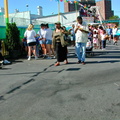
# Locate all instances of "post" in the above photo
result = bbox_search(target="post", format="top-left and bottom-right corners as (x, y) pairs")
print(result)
(58, 0), (60, 21)
(4, 0), (9, 24)
(75, 2), (78, 18)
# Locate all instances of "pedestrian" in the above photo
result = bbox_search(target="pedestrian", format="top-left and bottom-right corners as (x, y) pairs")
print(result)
(93, 31), (98, 49)
(24, 24), (38, 60)
(52, 22), (68, 66)
(98, 26), (104, 49)
(112, 25), (118, 45)
(69, 24), (76, 46)
(101, 30), (109, 50)
(106, 26), (112, 43)
(74, 16), (89, 65)
(37, 24), (47, 58)
(44, 24), (55, 59)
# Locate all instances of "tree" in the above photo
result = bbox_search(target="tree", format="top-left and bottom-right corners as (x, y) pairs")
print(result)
(109, 15), (119, 20)
(5, 23), (21, 58)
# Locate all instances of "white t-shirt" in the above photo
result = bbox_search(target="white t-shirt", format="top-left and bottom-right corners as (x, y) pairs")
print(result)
(75, 22), (88, 43)
(101, 34), (106, 40)
(112, 28), (118, 35)
(37, 29), (46, 39)
(24, 30), (36, 43)
(44, 28), (53, 40)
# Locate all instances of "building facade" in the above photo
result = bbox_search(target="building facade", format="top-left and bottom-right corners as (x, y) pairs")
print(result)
(96, 0), (114, 20)
(64, 0), (114, 20)
(64, 0), (96, 13)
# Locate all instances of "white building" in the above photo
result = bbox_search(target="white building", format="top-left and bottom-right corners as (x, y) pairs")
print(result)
(0, 6), (94, 27)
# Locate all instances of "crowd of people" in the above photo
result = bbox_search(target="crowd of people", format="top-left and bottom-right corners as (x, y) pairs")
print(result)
(0, 16), (119, 68)
(88, 24), (119, 50)
(22, 16), (119, 66)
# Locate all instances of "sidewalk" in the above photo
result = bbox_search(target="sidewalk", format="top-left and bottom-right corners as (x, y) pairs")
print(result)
(0, 41), (120, 120)
(0, 41), (120, 97)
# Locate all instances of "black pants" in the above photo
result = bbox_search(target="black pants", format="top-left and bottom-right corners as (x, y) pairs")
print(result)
(0, 52), (4, 61)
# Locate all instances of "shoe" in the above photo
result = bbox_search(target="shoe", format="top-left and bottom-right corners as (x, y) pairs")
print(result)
(43, 55), (47, 59)
(81, 62), (85, 65)
(52, 56), (56, 59)
(35, 56), (38, 60)
(28, 56), (31, 60)
(54, 63), (60, 66)
(76, 60), (81, 64)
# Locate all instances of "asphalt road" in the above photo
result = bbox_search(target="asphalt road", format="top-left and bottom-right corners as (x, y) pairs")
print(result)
(0, 41), (120, 120)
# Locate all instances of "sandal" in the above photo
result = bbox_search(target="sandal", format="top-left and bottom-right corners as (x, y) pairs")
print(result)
(64, 61), (68, 64)
(54, 63), (60, 66)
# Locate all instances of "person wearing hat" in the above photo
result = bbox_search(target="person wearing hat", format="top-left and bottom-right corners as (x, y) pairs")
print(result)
(52, 22), (68, 66)
(75, 16), (89, 65)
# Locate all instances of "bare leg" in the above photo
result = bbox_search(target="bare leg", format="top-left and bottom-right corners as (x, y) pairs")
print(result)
(28, 46), (32, 57)
(50, 45), (55, 56)
(46, 44), (51, 57)
(33, 45), (37, 57)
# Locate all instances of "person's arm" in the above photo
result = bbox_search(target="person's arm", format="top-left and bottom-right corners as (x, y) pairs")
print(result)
(33, 30), (36, 38)
(24, 31), (27, 37)
(79, 25), (89, 33)
(74, 26), (80, 33)
(79, 28), (89, 33)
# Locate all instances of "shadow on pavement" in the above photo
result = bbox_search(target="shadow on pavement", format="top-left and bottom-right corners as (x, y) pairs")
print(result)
(86, 60), (120, 64)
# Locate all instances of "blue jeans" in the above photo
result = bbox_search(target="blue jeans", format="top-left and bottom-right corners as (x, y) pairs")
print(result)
(102, 40), (106, 48)
(75, 42), (86, 62)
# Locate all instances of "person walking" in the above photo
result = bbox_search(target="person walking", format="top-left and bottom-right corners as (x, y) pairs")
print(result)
(101, 30), (109, 50)
(106, 26), (112, 43)
(112, 25), (118, 45)
(75, 16), (89, 65)
(52, 22), (68, 66)
(24, 24), (38, 60)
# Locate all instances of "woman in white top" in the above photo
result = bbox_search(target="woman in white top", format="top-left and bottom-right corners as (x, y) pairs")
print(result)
(24, 24), (38, 60)
(112, 25), (118, 45)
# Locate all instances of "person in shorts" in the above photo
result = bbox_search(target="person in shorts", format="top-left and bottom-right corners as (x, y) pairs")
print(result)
(44, 24), (55, 59)
(37, 24), (47, 58)
(24, 24), (38, 60)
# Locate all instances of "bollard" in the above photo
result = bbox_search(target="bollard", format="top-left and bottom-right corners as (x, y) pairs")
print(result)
(1, 40), (5, 56)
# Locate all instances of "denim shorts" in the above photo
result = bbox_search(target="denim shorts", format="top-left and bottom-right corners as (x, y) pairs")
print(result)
(46, 39), (52, 45)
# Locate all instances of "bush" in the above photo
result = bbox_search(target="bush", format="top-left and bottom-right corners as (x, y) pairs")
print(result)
(5, 23), (21, 58)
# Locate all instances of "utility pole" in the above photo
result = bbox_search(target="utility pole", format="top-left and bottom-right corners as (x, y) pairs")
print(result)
(4, 0), (9, 25)
(58, 0), (60, 21)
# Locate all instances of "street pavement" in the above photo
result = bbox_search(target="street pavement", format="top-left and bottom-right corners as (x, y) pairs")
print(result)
(0, 41), (120, 120)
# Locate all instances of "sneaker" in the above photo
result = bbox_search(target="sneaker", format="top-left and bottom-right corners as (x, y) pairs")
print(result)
(52, 56), (56, 59)
(35, 56), (38, 60)
(28, 56), (31, 60)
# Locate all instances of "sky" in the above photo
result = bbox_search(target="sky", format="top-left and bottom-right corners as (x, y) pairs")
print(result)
(0, 0), (120, 17)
